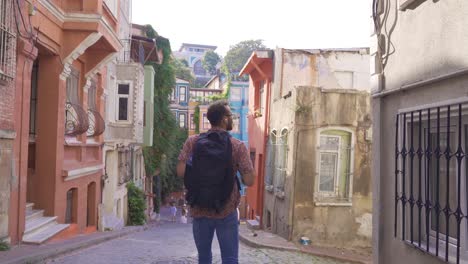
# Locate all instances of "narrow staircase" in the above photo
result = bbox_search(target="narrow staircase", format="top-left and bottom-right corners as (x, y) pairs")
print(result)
(22, 203), (70, 244)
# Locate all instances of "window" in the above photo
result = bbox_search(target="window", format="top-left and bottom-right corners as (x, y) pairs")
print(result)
(190, 113), (195, 130)
(193, 60), (206, 76)
(316, 129), (352, 201)
(66, 67), (80, 104)
(118, 150), (131, 185)
(179, 86), (187, 103)
(256, 81), (265, 115)
(394, 102), (468, 263)
(29, 61), (38, 135)
(232, 114), (240, 133)
(117, 83), (130, 121)
(231, 87), (242, 101)
(275, 128), (289, 191)
(88, 80), (97, 110)
(0, 0), (16, 82)
(179, 113), (186, 128)
(171, 88), (175, 102)
(265, 130), (277, 187)
(86, 80), (98, 137)
(203, 113), (210, 130)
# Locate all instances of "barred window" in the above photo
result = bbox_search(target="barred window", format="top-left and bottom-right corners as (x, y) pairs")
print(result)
(265, 129), (277, 188)
(0, 0), (17, 82)
(395, 102), (468, 263)
(265, 128), (289, 192)
(316, 129), (352, 203)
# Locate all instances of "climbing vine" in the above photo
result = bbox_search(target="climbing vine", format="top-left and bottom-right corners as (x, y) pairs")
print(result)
(142, 25), (186, 210)
(194, 105), (200, 134)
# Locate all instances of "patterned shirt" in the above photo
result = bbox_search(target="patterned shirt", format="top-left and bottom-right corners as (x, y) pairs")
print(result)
(178, 129), (254, 219)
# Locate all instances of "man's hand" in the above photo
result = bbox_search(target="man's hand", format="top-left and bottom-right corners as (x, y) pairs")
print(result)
(176, 160), (185, 178)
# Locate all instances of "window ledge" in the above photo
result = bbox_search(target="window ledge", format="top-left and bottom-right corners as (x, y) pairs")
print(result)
(314, 201), (352, 207)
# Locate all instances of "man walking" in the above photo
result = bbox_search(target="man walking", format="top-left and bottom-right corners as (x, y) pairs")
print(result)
(177, 100), (255, 264)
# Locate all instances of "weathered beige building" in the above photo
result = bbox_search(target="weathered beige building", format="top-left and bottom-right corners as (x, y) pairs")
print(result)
(264, 48), (372, 251)
(372, 0), (468, 263)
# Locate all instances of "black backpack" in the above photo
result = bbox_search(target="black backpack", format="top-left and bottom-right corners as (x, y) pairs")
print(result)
(184, 130), (235, 212)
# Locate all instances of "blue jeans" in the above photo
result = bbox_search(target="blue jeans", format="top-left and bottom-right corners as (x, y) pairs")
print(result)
(192, 210), (239, 264)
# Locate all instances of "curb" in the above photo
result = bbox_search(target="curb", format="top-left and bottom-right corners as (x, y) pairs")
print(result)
(239, 232), (369, 264)
(3, 225), (147, 264)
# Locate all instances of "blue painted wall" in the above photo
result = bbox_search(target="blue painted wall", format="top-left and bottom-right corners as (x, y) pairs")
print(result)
(228, 82), (249, 195)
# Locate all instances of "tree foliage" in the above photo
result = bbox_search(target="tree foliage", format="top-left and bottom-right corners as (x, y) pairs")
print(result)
(222, 39), (266, 80)
(202, 50), (221, 75)
(173, 58), (195, 85)
(142, 25), (187, 210)
(127, 182), (146, 225)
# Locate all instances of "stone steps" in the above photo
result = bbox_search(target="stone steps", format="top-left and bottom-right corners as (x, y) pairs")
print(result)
(23, 202), (70, 244)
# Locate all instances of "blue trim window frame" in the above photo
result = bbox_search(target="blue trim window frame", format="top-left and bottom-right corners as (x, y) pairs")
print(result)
(179, 86), (187, 103)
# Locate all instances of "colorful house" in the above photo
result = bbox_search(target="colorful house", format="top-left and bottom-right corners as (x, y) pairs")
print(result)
(239, 50), (274, 226)
(228, 81), (249, 144)
(100, 21), (161, 231)
(170, 79), (190, 129)
(242, 48), (372, 252)
(1, 0), (125, 245)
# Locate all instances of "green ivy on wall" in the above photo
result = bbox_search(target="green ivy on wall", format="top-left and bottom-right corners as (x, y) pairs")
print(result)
(142, 25), (187, 211)
(194, 105), (200, 134)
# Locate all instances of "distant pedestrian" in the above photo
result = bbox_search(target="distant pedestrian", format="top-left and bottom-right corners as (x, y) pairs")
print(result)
(180, 205), (188, 224)
(170, 203), (177, 222)
(177, 100), (256, 264)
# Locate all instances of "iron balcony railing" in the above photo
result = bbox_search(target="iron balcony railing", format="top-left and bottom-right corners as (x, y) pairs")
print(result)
(65, 102), (89, 136)
(87, 109), (105, 137)
(395, 102), (468, 263)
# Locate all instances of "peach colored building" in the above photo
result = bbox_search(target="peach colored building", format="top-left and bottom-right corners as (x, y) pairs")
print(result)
(239, 50), (274, 226)
(1, 0), (124, 245)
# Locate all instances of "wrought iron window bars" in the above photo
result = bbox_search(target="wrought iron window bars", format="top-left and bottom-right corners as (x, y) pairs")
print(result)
(395, 102), (468, 263)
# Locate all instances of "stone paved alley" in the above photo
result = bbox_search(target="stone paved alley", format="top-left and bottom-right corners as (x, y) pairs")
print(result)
(46, 208), (350, 264)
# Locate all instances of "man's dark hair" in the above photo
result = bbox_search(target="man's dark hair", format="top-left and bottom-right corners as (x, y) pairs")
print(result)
(207, 100), (229, 126)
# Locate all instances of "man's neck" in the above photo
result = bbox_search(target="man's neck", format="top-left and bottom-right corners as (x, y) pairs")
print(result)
(210, 126), (226, 131)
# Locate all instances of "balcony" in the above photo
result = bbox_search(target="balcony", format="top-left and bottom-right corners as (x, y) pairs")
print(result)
(65, 102), (89, 136)
(87, 109), (105, 137)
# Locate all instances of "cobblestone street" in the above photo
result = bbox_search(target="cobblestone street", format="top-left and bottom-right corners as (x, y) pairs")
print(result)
(46, 215), (350, 264)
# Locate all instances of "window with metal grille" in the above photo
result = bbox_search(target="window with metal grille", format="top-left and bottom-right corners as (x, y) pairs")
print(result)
(265, 130), (277, 188)
(395, 101), (468, 263)
(316, 129), (352, 202)
(0, 0), (16, 83)
(275, 128), (289, 191)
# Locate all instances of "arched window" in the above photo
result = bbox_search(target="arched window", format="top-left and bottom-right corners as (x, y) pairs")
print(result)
(265, 129), (277, 187)
(316, 129), (353, 202)
(193, 60), (206, 76)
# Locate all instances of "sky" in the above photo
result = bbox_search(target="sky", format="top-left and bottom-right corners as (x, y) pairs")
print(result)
(131, 0), (372, 56)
